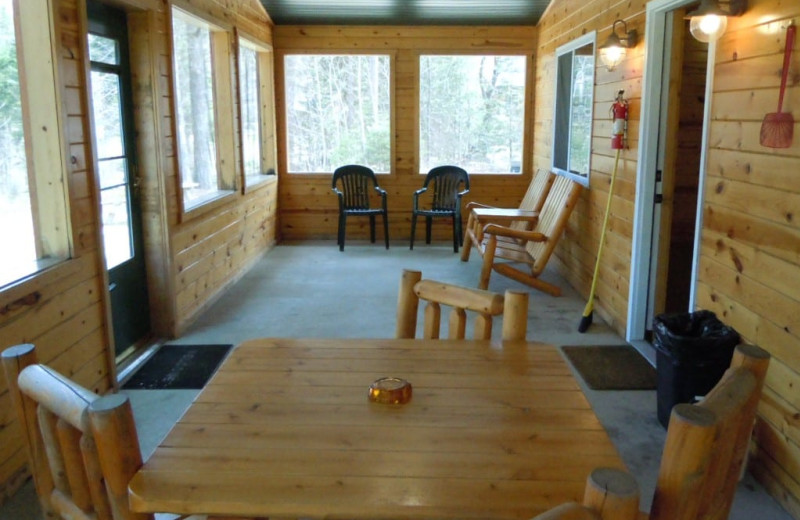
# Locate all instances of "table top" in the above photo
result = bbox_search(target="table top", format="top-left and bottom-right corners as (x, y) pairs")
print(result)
(128, 338), (625, 519)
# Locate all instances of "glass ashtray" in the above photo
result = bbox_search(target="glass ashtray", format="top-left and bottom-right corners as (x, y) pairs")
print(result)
(368, 377), (412, 404)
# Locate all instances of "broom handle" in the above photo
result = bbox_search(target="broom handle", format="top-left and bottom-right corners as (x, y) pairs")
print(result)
(777, 24), (795, 113)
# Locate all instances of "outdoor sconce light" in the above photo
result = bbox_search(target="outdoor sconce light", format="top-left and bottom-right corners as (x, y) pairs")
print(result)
(686, 0), (747, 43)
(599, 19), (638, 71)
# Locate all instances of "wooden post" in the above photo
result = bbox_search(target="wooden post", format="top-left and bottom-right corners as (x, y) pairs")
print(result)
(473, 313), (493, 340)
(395, 269), (422, 338)
(501, 290), (528, 341)
(448, 307), (467, 339)
(649, 404), (716, 520)
(1, 344), (57, 518)
(582, 467), (640, 520)
(460, 210), (475, 262)
(423, 301), (441, 339)
(479, 234), (497, 290)
(56, 419), (92, 511)
(88, 394), (153, 520)
(697, 343), (770, 520)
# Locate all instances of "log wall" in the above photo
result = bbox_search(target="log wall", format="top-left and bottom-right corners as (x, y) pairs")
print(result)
(273, 26), (537, 243)
(537, 0), (800, 515)
(0, 0), (277, 501)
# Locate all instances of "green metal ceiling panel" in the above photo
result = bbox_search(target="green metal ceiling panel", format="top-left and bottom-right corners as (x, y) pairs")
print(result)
(260, 0), (551, 25)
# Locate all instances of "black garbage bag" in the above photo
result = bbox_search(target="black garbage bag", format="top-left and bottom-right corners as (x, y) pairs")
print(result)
(653, 310), (739, 428)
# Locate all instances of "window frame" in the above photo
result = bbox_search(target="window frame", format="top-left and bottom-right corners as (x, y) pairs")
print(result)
(551, 31), (597, 187)
(280, 50), (395, 176)
(169, 5), (237, 218)
(416, 52), (532, 176)
(0, 0), (72, 290)
(236, 32), (277, 192)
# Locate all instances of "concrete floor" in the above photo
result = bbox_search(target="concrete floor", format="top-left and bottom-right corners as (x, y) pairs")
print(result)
(0, 241), (792, 519)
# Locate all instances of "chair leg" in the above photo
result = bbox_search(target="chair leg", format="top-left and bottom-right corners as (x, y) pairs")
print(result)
(338, 213), (346, 252)
(425, 216), (432, 244)
(479, 235), (497, 290)
(410, 213), (417, 250)
(457, 214), (464, 246)
(461, 212), (475, 262)
(369, 215), (376, 243)
(383, 211), (390, 249)
(452, 215), (459, 253)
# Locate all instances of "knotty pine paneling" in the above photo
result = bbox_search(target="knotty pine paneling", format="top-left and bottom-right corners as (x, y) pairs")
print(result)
(534, 0), (646, 345)
(698, 0), (800, 514)
(537, 0), (800, 514)
(0, 0), (110, 501)
(0, 0), (278, 501)
(273, 26), (537, 243)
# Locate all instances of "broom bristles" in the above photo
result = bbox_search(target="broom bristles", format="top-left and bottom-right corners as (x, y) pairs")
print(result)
(760, 112), (794, 148)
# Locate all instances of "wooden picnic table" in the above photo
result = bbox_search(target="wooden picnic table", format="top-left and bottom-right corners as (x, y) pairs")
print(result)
(128, 337), (626, 519)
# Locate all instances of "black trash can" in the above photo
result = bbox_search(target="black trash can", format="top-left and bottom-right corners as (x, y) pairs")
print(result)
(653, 310), (739, 428)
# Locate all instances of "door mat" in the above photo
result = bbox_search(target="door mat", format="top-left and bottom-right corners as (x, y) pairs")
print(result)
(561, 345), (657, 391)
(122, 344), (232, 390)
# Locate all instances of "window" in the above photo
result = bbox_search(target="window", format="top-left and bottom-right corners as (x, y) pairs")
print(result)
(552, 33), (596, 185)
(0, 0), (70, 288)
(171, 8), (236, 211)
(419, 55), (526, 174)
(284, 54), (391, 173)
(238, 37), (276, 188)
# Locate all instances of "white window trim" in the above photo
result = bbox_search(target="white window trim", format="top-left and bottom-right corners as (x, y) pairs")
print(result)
(551, 31), (597, 187)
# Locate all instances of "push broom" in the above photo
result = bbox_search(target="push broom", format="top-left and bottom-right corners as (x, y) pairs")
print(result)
(579, 90), (626, 333)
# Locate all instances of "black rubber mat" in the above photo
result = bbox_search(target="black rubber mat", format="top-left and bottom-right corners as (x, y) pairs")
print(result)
(122, 344), (232, 390)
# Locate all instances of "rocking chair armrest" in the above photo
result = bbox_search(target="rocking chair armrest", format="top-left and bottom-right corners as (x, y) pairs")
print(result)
(465, 201), (496, 211)
(483, 224), (547, 242)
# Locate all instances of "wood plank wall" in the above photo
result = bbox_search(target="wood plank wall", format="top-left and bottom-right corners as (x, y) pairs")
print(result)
(537, 0), (800, 516)
(273, 26), (537, 243)
(0, 0), (278, 501)
(535, 0), (647, 333)
(697, 1), (800, 516)
(0, 0), (112, 500)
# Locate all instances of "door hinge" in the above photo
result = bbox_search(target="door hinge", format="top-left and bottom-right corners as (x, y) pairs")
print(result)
(654, 193), (663, 204)
(655, 170), (662, 182)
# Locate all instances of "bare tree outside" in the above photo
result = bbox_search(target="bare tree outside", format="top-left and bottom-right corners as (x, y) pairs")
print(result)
(419, 55), (526, 174)
(172, 11), (218, 207)
(285, 54), (391, 173)
(0, 0), (37, 277)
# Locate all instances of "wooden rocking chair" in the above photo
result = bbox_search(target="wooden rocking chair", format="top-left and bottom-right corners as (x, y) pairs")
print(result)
(531, 343), (771, 520)
(461, 171), (582, 296)
(461, 169), (556, 258)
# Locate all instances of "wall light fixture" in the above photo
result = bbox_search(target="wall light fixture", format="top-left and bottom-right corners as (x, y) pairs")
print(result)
(599, 19), (638, 71)
(686, 0), (747, 43)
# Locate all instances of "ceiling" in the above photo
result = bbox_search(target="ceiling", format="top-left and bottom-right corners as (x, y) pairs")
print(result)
(259, 0), (553, 26)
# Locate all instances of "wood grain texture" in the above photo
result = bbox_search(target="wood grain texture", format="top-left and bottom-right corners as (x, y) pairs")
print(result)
(273, 25), (537, 242)
(0, 0), (278, 501)
(129, 338), (625, 519)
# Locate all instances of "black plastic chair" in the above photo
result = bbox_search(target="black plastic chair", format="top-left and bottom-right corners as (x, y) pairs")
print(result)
(411, 165), (470, 252)
(332, 165), (389, 251)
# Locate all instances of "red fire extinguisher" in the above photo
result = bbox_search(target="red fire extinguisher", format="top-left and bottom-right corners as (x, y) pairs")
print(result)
(610, 89), (628, 150)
